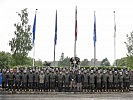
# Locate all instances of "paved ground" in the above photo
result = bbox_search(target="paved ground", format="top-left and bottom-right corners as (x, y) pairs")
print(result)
(0, 92), (133, 100)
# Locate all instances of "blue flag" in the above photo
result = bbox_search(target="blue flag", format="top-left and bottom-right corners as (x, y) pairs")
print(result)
(0, 73), (2, 86)
(93, 12), (96, 47)
(32, 12), (36, 45)
(54, 10), (57, 45)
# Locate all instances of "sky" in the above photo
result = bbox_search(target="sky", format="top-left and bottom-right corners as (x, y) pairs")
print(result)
(0, 0), (133, 65)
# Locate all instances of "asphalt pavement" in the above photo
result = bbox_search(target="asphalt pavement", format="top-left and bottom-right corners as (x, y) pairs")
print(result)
(0, 92), (133, 100)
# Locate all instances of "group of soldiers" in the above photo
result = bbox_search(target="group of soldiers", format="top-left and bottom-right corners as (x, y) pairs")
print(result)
(1, 66), (132, 92)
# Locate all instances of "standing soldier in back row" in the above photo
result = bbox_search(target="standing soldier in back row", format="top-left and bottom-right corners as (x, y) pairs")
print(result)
(96, 70), (102, 92)
(119, 71), (124, 92)
(22, 70), (28, 91)
(89, 70), (95, 92)
(108, 70), (114, 92)
(102, 70), (108, 92)
(124, 71), (130, 91)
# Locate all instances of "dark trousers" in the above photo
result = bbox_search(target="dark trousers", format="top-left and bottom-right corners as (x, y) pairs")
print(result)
(119, 82), (123, 90)
(124, 82), (130, 90)
(8, 80), (13, 90)
(39, 83), (44, 91)
(65, 82), (70, 92)
(28, 82), (33, 89)
(2, 81), (6, 89)
(108, 82), (113, 89)
(97, 83), (101, 90)
(23, 82), (28, 90)
(58, 82), (63, 92)
(50, 81), (55, 89)
(102, 82), (107, 90)
(34, 82), (39, 90)
(114, 82), (119, 89)
(45, 82), (49, 91)
(90, 83), (95, 91)
(83, 82), (88, 89)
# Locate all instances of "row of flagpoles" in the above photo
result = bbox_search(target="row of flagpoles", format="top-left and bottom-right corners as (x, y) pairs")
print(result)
(32, 7), (116, 67)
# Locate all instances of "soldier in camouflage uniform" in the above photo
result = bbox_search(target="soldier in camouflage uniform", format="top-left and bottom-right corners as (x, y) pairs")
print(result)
(45, 70), (50, 92)
(14, 70), (20, 91)
(119, 71), (124, 92)
(83, 70), (89, 92)
(69, 69), (76, 92)
(57, 71), (65, 92)
(108, 70), (114, 92)
(89, 70), (95, 92)
(96, 70), (102, 92)
(102, 70), (108, 92)
(8, 70), (14, 91)
(34, 70), (39, 91)
(39, 71), (44, 91)
(28, 70), (34, 91)
(22, 70), (28, 91)
(124, 71), (130, 91)
(64, 71), (70, 92)
(2, 69), (7, 91)
(113, 70), (119, 92)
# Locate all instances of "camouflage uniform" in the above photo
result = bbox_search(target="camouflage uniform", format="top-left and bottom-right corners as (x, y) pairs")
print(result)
(39, 71), (44, 91)
(89, 70), (95, 92)
(57, 71), (65, 92)
(83, 70), (89, 92)
(96, 70), (102, 92)
(102, 70), (108, 92)
(108, 71), (114, 92)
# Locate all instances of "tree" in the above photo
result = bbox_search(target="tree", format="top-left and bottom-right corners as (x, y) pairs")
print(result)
(125, 31), (133, 68)
(58, 53), (70, 67)
(101, 58), (110, 66)
(9, 8), (32, 65)
(60, 52), (64, 61)
(114, 57), (126, 66)
(0, 51), (12, 68)
(81, 59), (89, 66)
(35, 59), (43, 66)
(59, 57), (70, 67)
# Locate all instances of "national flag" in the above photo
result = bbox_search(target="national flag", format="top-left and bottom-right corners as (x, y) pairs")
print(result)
(75, 6), (77, 41)
(93, 11), (96, 47)
(54, 10), (57, 45)
(32, 11), (37, 45)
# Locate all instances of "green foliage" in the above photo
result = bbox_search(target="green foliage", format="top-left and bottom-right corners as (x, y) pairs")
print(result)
(125, 31), (133, 69)
(100, 58), (110, 66)
(35, 59), (43, 66)
(9, 8), (32, 66)
(80, 59), (89, 66)
(114, 57), (127, 67)
(58, 56), (70, 67)
(0, 51), (12, 68)
(126, 55), (133, 69)
(58, 53), (68, 67)
(58, 53), (70, 67)
(0, 51), (43, 68)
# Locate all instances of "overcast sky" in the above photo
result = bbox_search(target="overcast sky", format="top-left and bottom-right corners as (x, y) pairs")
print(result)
(0, 0), (133, 65)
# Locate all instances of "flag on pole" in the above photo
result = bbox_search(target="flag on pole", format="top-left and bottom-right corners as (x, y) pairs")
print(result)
(93, 11), (96, 47)
(75, 6), (77, 41)
(54, 10), (57, 45)
(32, 11), (37, 45)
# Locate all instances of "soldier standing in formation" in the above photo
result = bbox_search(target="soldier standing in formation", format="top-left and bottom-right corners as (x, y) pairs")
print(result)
(1, 66), (132, 93)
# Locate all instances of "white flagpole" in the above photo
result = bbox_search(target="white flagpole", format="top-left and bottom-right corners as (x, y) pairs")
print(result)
(32, 9), (37, 67)
(93, 11), (96, 67)
(33, 43), (35, 67)
(114, 11), (116, 67)
(74, 6), (77, 68)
